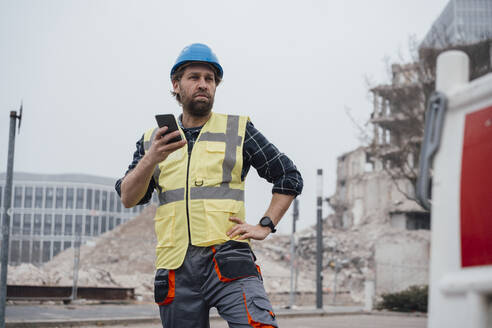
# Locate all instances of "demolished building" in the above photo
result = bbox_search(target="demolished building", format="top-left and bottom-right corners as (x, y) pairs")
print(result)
(326, 1), (492, 296)
(327, 65), (432, 292)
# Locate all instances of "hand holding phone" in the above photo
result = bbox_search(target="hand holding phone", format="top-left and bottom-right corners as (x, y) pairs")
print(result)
(155, 114), (183, 143)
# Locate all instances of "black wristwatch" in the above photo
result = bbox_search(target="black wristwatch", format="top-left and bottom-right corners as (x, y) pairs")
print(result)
(259, 216), (276, 233)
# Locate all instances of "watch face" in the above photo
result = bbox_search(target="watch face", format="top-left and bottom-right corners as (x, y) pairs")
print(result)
(260, 217), (272, 226)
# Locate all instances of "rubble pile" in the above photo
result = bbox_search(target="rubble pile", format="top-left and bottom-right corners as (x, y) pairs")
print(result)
(9, 205), (314, 301)
(7, 263), (47, 285)
(8, 203), (429, 304)
(254, 215), (430, 302)
(9, 205), (157, 300)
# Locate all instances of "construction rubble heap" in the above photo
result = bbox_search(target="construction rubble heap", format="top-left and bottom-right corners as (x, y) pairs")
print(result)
(9, 206), (429, 304)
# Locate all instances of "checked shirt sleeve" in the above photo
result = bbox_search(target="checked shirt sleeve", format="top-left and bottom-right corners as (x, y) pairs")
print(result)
(114, 135), (156, 205)
(243, 121), (303, 196)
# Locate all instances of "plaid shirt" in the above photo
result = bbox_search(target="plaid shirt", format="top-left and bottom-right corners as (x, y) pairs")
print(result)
(115, 117), (303, 204)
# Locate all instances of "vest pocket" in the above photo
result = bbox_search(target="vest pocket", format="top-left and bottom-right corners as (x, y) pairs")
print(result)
(205, 141), (226, 180)
(204, 200), (240, 242)
(154, 204), (175, 248)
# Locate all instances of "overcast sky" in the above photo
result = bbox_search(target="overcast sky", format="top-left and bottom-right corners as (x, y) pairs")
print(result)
(0, 0), (448, 234)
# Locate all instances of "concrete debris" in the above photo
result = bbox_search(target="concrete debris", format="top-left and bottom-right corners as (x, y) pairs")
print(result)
(8, 263), (47, 286)
(253, 216), (429, 303)
(8, 203), (429, 304)
(8, 205), (313, 302)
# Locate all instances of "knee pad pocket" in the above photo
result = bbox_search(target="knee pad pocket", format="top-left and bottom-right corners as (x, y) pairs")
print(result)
(241, 280), (277, 327)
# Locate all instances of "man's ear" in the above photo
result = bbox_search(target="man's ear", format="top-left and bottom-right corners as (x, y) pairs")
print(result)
(172, 80), (180, 93)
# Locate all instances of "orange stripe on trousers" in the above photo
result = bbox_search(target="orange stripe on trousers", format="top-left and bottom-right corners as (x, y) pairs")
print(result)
(156, 270), (175, 306)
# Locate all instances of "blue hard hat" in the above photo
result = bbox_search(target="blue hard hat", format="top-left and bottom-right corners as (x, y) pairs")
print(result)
(170, 43), (223, 79)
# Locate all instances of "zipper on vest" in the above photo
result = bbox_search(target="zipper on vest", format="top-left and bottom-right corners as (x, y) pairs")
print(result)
(185, 151), (192, 244)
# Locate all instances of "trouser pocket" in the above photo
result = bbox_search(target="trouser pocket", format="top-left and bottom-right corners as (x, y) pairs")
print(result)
(212, 241), (259, 282)
(154, 269), (175, 305)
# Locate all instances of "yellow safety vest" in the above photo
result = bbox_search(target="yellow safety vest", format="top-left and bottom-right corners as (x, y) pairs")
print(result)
(143, 113), (249, 270)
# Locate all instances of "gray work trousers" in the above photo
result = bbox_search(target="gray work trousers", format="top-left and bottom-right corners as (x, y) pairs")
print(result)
(154, 240), (278, 328)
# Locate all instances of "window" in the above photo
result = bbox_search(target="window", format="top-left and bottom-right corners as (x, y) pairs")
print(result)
(116, 218), (121, 226)
(102, 191), (108, 211)
(0, 185), (2, 207)
(22, 214), (32, 235)
(42, 241), (51, 262)
(85, 216), (92, 236)
(45, 187), (54, 208)
(21, 240), (30, 263)
(94, 190), (100, 210)
(93, 216), (99, 236)
(12, 214), (21, 235)
(109, 192), (115, 212)
(406, 212), (431, 230)
(24, 187), (33, 208)
(101, 216), (107, 233)
(44, 214), (52, 235)
(53, 241), (61, 257)
(13, 186), (22, 208)
(116, 196), (122, 212)
(32, 241), (41, 264)
(34, 187), (43, 208)
(75, 215), (83, 234)
(66, 188), (74, 209)
(63, 241), (71, 250)
(10, 240), (20, 264)
(54, 215), (62, 235)
(55, 187), (64, 208)
(76, 188), (84, 209)
(33, 214), (42, 235)
(86, 189), (93, 210)
(108, 216), (114, 230)
(64, 215), (73, 235)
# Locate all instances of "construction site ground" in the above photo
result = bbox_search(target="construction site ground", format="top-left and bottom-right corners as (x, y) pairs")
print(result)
(5, 303), (427, 328)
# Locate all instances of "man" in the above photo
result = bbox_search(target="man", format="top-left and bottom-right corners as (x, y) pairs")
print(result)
(115, 43), (303, 328)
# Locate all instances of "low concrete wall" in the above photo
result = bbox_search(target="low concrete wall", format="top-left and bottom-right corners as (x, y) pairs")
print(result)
(375, 236), (429, 294)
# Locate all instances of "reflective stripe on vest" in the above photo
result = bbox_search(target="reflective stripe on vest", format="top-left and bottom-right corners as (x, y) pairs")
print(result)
(144, 115), (246, 205)
(142, 113), (249, 269)
(199, 115), (243, 185)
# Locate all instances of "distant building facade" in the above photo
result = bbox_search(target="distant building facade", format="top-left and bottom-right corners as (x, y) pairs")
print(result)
(422, 0), (492, 48)
(0, 172), (154, 265)
(328, 147), (428, 230)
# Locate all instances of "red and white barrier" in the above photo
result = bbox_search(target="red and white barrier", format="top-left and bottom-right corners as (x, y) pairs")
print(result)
(428, 50), (492, 328)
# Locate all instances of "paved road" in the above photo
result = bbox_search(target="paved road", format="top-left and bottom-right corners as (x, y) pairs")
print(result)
(6, 303), (362, 322)
(7, 304), (426, 327)
(81, 315), (427, 328)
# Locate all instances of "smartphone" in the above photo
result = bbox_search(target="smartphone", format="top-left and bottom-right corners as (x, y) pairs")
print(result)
(155, 114), (183, 143)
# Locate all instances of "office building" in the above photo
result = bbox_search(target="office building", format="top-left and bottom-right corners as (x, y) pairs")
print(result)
(422, 0), (492, 48)
(0, 172), (153, 265)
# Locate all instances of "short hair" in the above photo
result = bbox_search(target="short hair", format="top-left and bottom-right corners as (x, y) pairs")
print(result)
(170, 62), (222, 104)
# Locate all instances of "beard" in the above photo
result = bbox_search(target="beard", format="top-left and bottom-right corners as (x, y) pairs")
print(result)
(181, 92), (215, 117)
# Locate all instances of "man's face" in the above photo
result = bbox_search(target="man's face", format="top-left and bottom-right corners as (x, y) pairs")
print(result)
(173, 64), (217, 117)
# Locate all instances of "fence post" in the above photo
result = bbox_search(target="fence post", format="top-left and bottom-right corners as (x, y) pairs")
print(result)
(0, 109), (21, 328)
(316, 169), (323, 309)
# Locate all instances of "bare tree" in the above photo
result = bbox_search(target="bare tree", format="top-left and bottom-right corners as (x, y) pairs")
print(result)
(355, 36), (492, 204)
